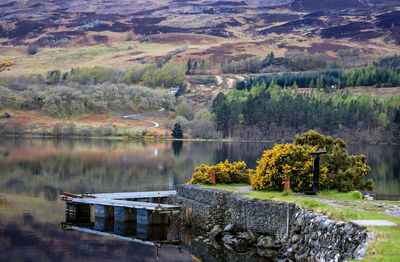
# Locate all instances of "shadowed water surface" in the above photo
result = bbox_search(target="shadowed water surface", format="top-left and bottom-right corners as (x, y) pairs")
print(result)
(0, 138), (399, 261)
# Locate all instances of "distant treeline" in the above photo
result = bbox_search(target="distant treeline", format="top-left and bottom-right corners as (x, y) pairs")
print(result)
(374, 54), (400, 69)
(237, 67), (400, 90)
(0, 84), (175, 116)
(212, 84), (400, 143)
(236, 55), (400, 90)
(186, 50), (382, 75)
(186, 51), (324, 75)
(1, 62), (186, 89)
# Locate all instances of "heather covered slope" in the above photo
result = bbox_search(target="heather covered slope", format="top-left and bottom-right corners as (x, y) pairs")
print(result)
(0, 0), (399, 49)
(1, 0), (400, 76)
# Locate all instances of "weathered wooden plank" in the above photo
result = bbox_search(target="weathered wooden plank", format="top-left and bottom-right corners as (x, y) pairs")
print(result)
(90, 190), (176, 199)
(68, 198), (180, 211)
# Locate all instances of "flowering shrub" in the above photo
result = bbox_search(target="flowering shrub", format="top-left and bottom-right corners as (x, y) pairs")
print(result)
(295, 130), (373, 192)
(250, 130), (374, 192)
(188, 160), (251, 185)
(250, 143), (319, 191)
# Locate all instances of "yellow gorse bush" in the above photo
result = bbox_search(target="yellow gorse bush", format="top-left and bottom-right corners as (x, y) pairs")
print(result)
(188, 130), (373, 192)
(250, 143), (320, 191)
(188, 159), (252, 185)
(250, 130), (373, 192)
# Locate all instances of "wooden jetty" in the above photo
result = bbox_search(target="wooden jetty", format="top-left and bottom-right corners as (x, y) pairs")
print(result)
(61, 190), (180, 226)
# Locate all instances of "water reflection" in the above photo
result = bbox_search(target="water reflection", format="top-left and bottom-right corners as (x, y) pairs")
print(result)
(0, 138), (398, 197)
(0, 214), (192, 262)
(348, 144), (400, 199)
(61, 209), (278, 262)
(172, 141), (183, 156)
(0, 138), (399, 261)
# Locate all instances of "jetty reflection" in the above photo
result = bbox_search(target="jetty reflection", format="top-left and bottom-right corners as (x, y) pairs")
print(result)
(61, 219), (180, 247)
(61, 205), (277, 262)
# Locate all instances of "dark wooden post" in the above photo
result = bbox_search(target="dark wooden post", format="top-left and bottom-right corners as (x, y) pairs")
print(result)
(310, 151), (328, 194)
(312, 155), (320, 193)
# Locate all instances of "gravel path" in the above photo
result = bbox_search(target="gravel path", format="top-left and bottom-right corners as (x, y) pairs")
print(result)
(310, 198), (400, 218)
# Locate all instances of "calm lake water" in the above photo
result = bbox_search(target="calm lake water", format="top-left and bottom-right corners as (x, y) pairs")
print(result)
(0, 138), (399, 261)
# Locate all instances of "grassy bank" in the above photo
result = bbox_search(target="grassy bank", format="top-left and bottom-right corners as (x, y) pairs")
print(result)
(202, 184), (400, 262)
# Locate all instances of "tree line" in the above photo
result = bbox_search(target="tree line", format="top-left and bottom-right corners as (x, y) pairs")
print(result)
(212, 83), (400, 143)
(237, 63), (400, 90)
(1, 62), (186, 89)
(0, 84), (175, 116)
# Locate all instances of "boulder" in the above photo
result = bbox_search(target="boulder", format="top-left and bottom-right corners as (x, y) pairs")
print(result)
(221, 234), (238, 246)
(291, 234), (300, 243)
(238, 231), (257, 243)
(257, 235), (275, 249)
(209, 225), (223, 239)
(224, 223), (234, 232)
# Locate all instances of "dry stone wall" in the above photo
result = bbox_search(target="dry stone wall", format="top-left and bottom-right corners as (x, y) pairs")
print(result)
(174, 184), (373, 262)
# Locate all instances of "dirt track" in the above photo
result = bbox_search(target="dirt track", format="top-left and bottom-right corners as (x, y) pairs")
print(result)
(119, 108), (166, 128)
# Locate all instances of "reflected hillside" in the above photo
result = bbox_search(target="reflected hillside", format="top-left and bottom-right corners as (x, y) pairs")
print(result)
(0, 138), (218, 195)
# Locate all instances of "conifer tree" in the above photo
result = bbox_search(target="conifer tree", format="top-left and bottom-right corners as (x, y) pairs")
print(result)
(186, 59), (192, 75)
(172, 123), (183, 138)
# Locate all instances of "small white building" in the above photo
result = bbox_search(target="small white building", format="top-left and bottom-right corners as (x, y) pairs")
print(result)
(171, 88), (180, 94)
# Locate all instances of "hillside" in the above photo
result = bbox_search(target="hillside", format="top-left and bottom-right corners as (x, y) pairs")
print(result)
(1, 0), (400, 76)
(1, 0), (400, 143)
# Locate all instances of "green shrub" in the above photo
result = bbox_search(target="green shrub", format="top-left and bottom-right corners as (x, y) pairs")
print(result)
(46, 70), (61, 84)
(0, 120), (25, 135)
(351, 191), (362, 200)
(27, 45), (38, 55)
(142, 62), (186, 88)
(294, 130), (374, 192)
(79, 127), (93, 137)
(281, 190), (293, 196)
(188, 76), (218, 86)
(0, 87), (13, 107)
(66, 67), (118, 85)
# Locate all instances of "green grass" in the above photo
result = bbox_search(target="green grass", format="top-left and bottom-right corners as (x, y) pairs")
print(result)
(318, 190), (362, 200)
(201, 184), (400, 261)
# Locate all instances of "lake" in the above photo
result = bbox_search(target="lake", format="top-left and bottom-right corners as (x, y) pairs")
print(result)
(0, 138), (399, 261)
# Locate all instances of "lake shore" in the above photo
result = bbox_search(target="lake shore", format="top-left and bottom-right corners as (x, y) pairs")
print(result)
(1, 133), (399, 145)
